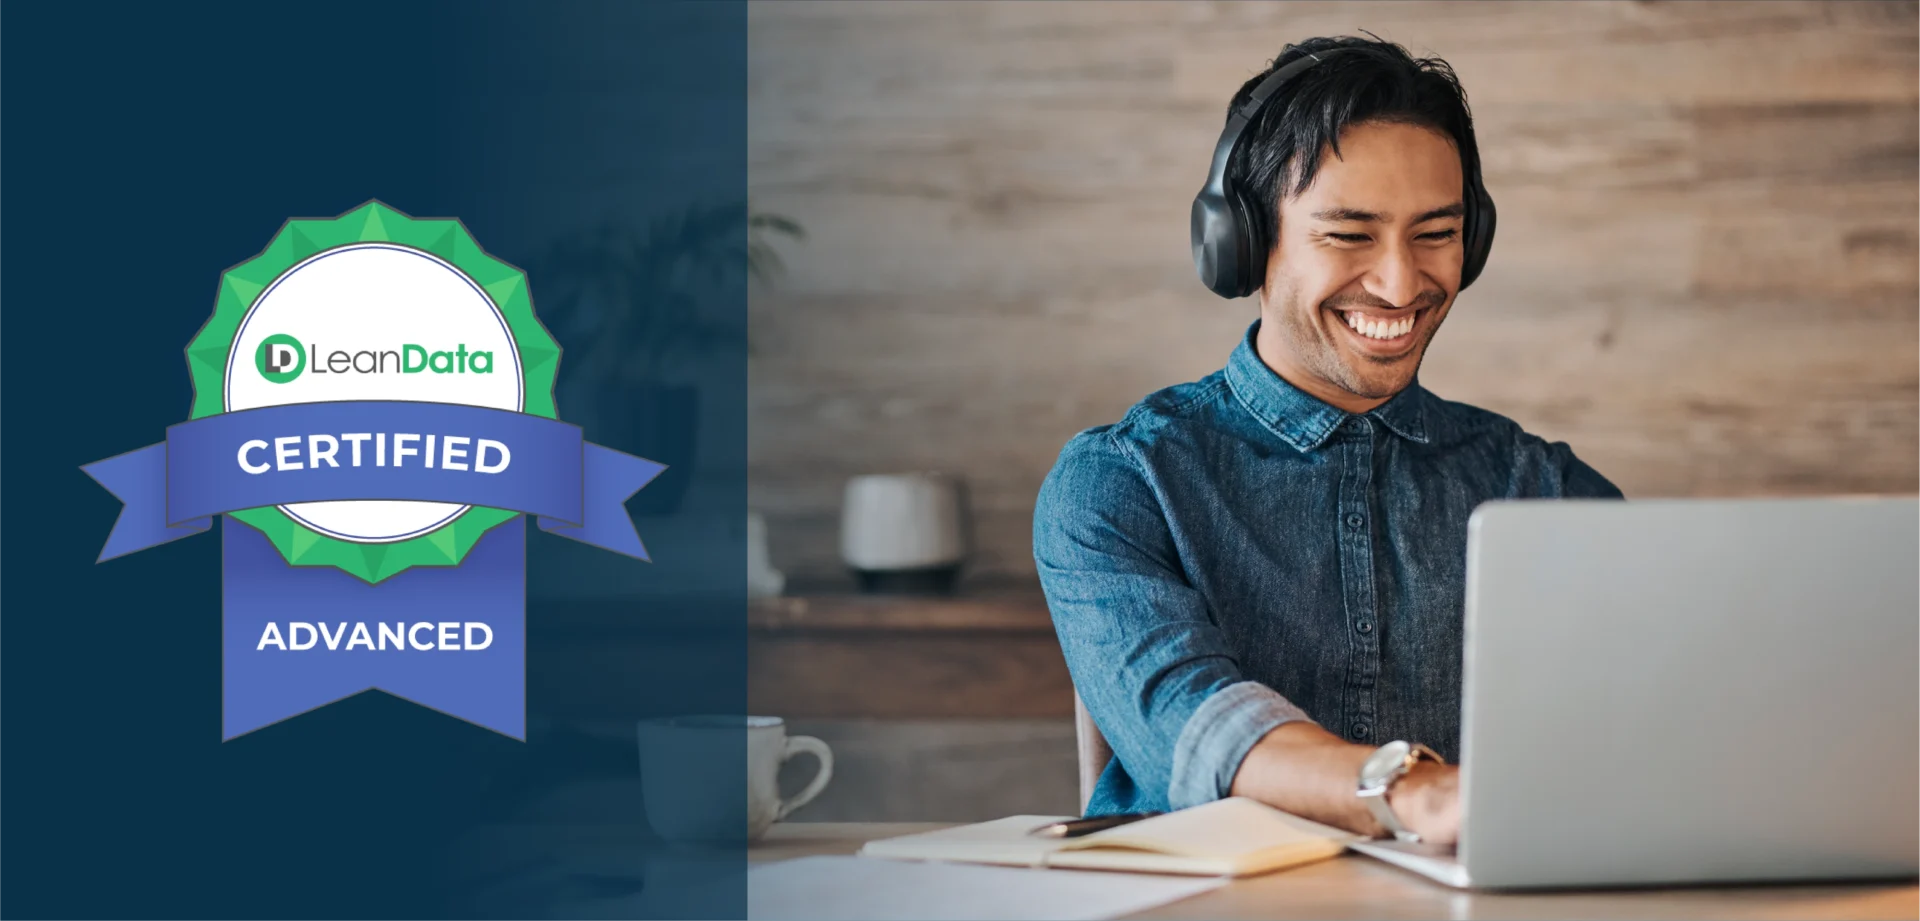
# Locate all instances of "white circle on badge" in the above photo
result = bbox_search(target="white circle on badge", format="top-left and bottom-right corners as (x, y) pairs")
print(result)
(224, 242), (523, 543)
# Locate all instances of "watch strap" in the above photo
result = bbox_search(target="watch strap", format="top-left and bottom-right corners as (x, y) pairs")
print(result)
(1362, 787), (1413, 840)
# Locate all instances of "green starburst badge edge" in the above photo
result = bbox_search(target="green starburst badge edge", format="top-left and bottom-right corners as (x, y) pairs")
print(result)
(184, 201), (561, 583)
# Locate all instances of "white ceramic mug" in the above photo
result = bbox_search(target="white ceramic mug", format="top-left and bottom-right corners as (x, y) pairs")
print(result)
(636, 715), (833, 843)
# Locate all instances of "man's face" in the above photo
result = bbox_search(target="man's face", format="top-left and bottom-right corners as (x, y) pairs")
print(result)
(1257, 120), (1466, 411)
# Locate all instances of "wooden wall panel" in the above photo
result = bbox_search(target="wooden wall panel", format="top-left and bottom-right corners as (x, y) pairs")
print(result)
(748, 0), (1920, 586)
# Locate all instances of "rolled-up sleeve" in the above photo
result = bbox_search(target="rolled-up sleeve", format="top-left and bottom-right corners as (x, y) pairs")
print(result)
(1034, 430), (1315, 811)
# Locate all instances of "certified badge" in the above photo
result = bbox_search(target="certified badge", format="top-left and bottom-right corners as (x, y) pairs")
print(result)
(83, 201), (664, 739)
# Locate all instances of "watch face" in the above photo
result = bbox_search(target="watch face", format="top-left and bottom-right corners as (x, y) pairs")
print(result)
(1360, 740), (1412, 786)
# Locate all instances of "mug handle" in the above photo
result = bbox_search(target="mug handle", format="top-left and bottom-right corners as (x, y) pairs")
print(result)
(775, 734), (834, 821)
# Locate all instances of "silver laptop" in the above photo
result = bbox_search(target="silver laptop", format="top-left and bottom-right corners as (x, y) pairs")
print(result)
(1349, 496), (1919, 890)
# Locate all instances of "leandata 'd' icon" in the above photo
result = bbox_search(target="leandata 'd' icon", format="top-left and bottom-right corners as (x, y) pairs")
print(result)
(82, 201), (665, 740)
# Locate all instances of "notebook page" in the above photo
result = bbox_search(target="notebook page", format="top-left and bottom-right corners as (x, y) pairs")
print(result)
(1063, 797), (1358, 860)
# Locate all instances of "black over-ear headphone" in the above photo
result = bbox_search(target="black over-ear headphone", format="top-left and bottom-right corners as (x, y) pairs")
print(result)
(1190, 48), (1497, 299)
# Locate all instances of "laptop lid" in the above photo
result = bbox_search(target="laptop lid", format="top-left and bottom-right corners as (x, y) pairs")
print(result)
(1458, 497), (1919, 889)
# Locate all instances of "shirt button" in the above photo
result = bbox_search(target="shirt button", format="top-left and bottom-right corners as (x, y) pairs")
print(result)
(1346, 513), (1365, 530)
(1352, 723), (1371, 740)
(1356, 621), (1373, 634)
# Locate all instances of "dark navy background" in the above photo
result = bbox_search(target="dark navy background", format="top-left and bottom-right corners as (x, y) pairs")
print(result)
(3, 2), (747, 917)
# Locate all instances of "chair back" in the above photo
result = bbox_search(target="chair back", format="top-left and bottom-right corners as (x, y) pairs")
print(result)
(1073, 691), (1113, 815)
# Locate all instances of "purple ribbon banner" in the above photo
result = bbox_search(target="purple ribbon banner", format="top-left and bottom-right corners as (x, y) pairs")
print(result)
(83, 400), (665, 562)
(82, 401), (665, 740)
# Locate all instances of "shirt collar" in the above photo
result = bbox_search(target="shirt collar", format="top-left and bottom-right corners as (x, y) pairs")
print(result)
(1224, 321), (1431, 452)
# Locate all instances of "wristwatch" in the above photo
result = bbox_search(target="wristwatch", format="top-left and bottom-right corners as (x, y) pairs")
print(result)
(1356, 740), (1445, 842)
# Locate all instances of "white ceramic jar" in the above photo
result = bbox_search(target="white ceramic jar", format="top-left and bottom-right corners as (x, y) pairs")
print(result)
(839, 472), (969, 593)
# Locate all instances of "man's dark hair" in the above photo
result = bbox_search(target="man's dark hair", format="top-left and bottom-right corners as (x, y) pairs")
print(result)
(1226, 33), (1480, 256)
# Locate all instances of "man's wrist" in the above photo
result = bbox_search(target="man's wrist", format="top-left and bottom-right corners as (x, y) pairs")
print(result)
(1229, 721), (1391, 837)
(1381, 759), (1447, 832)
(1229, 725), (1463, 844)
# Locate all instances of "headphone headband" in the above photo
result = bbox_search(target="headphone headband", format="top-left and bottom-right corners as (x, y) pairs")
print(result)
(1237, 51), (1327, 119)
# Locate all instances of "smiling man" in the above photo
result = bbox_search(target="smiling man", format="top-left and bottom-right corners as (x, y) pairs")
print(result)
(1033, 36), (1621, 844)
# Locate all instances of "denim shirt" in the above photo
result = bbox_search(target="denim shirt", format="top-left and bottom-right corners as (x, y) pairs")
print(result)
(1034, 322), (1622, 816)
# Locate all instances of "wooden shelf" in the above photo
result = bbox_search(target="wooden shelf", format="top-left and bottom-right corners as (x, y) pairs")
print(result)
(748, 588), (1070, 719)
(749, 591), (1052, 632)
(533, 588), (1073, 720)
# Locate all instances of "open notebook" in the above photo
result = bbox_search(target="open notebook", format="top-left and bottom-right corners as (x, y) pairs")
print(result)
(858, 797), (1359, 878)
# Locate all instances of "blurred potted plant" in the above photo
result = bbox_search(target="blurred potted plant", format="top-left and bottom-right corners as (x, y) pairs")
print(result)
(536, 202), (802, 514)
(748, 210), (805, 288)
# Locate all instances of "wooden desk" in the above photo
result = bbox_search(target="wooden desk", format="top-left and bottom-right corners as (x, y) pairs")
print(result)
(755, 822), (1920, 920)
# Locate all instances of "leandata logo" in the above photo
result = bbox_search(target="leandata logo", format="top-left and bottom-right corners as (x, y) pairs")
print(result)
(255, 333), (497, 383)
(82, 201), (667, 740)
(256, 334), (306, 382)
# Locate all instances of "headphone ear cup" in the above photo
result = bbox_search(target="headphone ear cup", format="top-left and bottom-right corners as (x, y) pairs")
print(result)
(1190, 190), (1236, 295)
(1191, 189), (1243, 299)
(1460, 176), (1496, 290)
(1229, 188), (1264, 299)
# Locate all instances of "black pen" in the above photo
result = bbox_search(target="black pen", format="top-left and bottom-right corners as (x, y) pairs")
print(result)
(1027, 812), (1162, 838)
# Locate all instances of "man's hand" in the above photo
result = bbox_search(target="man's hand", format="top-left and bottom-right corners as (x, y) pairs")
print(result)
(1386, 759), (1461, 845)
(1229, 721), (1461, 843)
